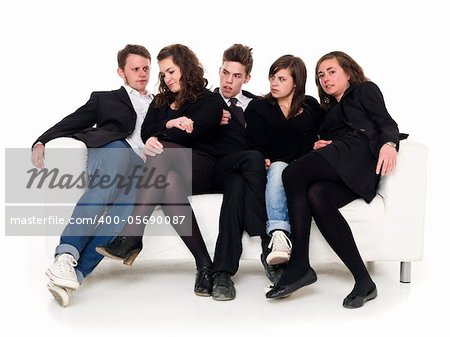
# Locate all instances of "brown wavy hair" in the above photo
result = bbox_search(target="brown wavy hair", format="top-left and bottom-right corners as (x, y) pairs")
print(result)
(264, 55), (307, 119)
(315, 51), (369, 111)
(154, 44), (208, 108)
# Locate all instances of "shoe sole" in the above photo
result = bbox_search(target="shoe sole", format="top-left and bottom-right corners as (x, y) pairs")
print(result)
(266, 252), (290, 265)
(194, 291), (212, 297)
(47, 284), (69, 307)
(212, 295), (236, 301)
(95, 247), (140, 266)
(45, 270), (79, 290)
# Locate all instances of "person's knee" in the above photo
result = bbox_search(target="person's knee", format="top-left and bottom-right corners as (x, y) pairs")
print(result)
(307, 183), (328, 208)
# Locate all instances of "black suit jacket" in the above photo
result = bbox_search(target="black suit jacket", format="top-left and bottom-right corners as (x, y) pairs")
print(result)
(209, 88), (259, 157)
(33, 87), (140, 148)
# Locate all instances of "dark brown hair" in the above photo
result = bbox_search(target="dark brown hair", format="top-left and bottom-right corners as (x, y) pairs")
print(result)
(155, 44), (208, 108)
(222, 43), (253, 75)
(265, 55), (307, 119)
(117, 44), (151, 70)
(315, 51), (369, 110)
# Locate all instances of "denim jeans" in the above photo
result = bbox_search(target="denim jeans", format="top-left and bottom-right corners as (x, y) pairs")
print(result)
(265, 161), (291, 235)
(55, 140), (143, 280)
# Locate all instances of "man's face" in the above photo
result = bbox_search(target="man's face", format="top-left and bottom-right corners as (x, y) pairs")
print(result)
(219, 61), (250, 99)
(118, 54), (150, 95)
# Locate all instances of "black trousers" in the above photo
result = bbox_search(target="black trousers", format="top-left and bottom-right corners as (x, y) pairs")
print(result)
(212, 150), (267, 275)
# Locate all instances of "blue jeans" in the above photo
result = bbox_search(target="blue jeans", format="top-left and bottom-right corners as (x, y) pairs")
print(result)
(55, 140), (143, 280)
(265, 161), (291, 235)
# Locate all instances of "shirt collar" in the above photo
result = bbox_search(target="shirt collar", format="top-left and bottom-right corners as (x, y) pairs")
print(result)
(218, 89), (245, 105)
(123, 84), (151, 98)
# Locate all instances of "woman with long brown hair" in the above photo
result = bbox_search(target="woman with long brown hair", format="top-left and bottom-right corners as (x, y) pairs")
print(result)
(266, 51), (402, 308)
(96, 44), (222, 297)
(246, 55), (324, 271)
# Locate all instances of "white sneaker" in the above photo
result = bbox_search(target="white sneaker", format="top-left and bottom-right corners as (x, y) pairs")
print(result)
(266, 230), (292, 265)
(47, 282), (75, 307)
(45, 253), (80, 289)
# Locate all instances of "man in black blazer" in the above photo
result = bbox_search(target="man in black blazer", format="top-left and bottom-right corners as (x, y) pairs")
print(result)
(31, 44), (152, 307)
(210, 44), (278, 301)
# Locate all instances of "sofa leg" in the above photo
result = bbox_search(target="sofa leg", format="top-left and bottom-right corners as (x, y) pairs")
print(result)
(400, 262), (411, 283)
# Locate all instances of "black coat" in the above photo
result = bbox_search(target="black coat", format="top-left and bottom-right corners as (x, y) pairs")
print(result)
(245, 96), (325, 163)
(33, 87), (140, 148)
(141, 90), (223, 155)
(317, 81), (401, 202)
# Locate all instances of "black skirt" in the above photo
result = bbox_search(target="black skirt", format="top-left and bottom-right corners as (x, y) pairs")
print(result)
(316, 131), (379, 203)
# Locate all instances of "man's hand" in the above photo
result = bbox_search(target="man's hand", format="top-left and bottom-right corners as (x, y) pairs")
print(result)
(265, 158), (271, 170)
(220, 109), (231, 125)
(31, 144), (45, 169)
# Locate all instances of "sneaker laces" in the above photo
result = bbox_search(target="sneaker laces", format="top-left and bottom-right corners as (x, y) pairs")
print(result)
(268, 231), (292, 253)
(55, 254), (78, 274)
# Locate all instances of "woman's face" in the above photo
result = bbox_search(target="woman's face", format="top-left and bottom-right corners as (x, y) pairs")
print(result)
(159, 57), (182, 94)
(269, 68), (295, 101)
(317, 57), (350, 102)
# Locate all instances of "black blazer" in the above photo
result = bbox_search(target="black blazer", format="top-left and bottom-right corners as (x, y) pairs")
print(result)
(326, 82), (400, 157)
(140, 90), (222, 153)
(209, 89), (259, 157)
(246, 96), (325, 163)
(33, 87), (140, 148)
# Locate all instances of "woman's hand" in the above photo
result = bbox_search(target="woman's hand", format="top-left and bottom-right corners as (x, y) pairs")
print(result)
(314, 139), (332, 150)
(376, 143), (397, 176)
(166, 116), (194, 133)
(265, 158), (271, 169)
(144, 136), (164, 157)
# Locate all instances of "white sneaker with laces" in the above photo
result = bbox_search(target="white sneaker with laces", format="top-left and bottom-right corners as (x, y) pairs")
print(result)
(45, 253), (80, 289)
(47, 282), (75, 307)
(266, 230), (292, 265)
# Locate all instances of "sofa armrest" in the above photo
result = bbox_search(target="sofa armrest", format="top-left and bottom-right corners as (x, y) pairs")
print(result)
(377, 139), (428, 260)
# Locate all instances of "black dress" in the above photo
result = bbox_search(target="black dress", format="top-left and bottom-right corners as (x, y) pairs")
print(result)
(316, 82), (400, 202)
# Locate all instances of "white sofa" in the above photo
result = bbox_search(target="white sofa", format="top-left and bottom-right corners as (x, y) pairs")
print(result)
(44, 138), (427, 283)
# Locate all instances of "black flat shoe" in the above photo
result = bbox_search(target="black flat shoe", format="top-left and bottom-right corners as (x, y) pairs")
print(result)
(194, 266), (213, 297)
(95, 236), (143, 266)
(343, 286), (377, 309)
(265, 267), (317, 299)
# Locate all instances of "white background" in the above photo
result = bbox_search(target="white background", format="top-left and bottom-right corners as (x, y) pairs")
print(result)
(1, 0), (449, 335)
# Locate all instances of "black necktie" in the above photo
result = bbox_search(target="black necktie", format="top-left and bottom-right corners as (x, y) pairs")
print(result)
(229, 97), (245, 127)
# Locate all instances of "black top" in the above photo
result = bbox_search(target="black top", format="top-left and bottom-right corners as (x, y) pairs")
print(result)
(209, 89), (259, 157)
(140, 89), (222, 156)
(316, 81), (401, 202)
(245, 95), (325, 163)
(34, 87), (139, 148)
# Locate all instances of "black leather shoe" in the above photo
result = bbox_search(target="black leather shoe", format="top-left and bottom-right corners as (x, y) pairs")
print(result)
(212, 272), (236, 301)
(265, 267), (317, 299)
(95, 236), (143, 266)
(260, 253), (284, 284)
(194, 266), (213, 297)
(343, 286), (377, 309)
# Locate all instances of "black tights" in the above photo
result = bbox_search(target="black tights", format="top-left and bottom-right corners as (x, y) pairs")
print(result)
(281, 152), (375, 295)
(121, 142), (212, 268)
